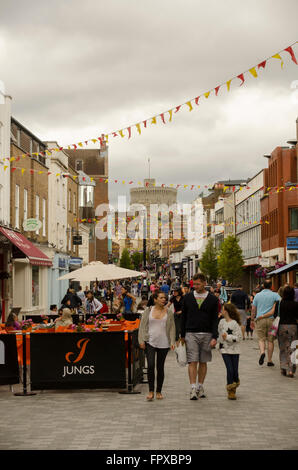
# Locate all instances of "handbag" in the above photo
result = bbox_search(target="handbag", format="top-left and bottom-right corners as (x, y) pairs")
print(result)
(268, 301), (280, 337)
(174, 340), (188, 367)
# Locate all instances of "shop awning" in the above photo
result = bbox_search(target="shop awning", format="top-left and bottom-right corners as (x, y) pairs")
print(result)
(268, 260), (298, 276)
(0, 227), (52, 266)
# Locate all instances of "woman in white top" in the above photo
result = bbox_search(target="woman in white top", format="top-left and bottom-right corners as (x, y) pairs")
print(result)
(218, 303), (242, 400)
(138, 291), (176, 401)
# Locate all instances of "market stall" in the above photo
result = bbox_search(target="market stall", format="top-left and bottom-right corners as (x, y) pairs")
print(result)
(0, 319), (144, 394)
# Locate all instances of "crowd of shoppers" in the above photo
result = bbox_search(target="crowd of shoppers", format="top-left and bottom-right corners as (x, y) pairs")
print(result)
(30, 271), (297, 402)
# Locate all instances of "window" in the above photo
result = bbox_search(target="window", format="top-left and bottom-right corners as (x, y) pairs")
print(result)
(56, 223), (59, 247)
(68, 225), (71, 251)
(57, 180), (60, 206)
(32, 266), (39, 307)
(69, 189), (72, 212)
(75, 160), (83, 171)
(15, 185), (20, 229)
(73, 193), (76, 215)
(24, 189), (28, 221)
(42, 198), (46, 237)
(290, 208), (298, 231)
(35, 195), (39, 234)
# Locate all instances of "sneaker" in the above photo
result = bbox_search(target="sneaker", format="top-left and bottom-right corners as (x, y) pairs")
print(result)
(197, 386), (206, 398)
(267, 362), (274, 367)
(190, 388), (198, 400)
(259, 353), (265, 365)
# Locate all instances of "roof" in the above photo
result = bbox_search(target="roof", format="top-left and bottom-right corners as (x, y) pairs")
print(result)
(268, 260), (298, 276)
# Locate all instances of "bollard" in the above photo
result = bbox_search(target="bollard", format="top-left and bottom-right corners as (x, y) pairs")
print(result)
(14, 333), (36, 397)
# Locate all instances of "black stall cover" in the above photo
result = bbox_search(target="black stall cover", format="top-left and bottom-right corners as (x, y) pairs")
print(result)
(30, 332), (126, 390)
(0, 334), (20, 385)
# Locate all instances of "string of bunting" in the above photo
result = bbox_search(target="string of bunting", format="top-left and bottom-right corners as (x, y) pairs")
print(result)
(0, 42), (297, 164)
(4, 164), (298, 194)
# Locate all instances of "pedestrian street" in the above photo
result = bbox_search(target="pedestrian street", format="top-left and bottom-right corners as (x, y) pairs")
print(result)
(1, 336), (297, 451)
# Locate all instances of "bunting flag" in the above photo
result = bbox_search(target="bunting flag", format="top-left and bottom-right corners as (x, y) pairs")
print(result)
(3, 164), (298, 194)
(0, 42), (296, 163)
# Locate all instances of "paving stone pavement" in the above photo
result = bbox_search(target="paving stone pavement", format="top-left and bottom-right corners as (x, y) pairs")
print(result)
(0, 337), (297, 450)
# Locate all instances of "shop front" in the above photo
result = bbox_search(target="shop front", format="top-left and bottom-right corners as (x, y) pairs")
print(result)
(47, 253), (70, 311)
(0, 229), (12, 321)
(0, 227), (52, 317)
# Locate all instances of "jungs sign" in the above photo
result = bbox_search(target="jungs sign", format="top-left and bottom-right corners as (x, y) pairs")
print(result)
(30, 332), (126, 390)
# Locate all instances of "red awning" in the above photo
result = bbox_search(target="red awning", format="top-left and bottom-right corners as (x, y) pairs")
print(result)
(0, 227), (52, 266)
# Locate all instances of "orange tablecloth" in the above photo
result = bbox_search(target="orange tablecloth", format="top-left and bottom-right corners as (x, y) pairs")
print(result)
(8, 320), (140, 366)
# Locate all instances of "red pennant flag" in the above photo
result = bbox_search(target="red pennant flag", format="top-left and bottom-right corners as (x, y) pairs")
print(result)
(160, 113), (166, 124)
(98, 137), (103, 145)
(114, 180), (118, 183)
(237, 73), (245, 86)
(83, 177), (86, 182)
(284, 46), (297, 65)
(195, 96), (200, 105)
(145, 182), (149, 187)
(258, 60), (266, 69)
(113, 132), (118, 138)
(59, 147), (63, 151)
(127, 127), (131, 139)
(143, 120), (147, 128)
(16, 156), (20, 161)
(11, 167), (17, 172)
(99, 178), (103, 182)
(84, 141), (88, 146)
(129, 181), (133, 184)
(48, 172), (52, 175)
(161, 184), (165, 188)
(73, 144), (77, 150)
(215, 86), (220, 96)
(190, 185), (194, 190)
(30, 169), (34, 174)
(174, 105), (181, 113)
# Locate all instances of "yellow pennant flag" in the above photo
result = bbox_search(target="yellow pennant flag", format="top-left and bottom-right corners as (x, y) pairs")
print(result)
(204, 91), (210, 99)
(78, 142), (83, 147)
(91, 139), (97, 144)
(90, 177), (94, 182)
(249, 67), (258, 78)
(4, 166), (8, 171)
(119, 130), (125, 138)
(186, 101), (193, 111)
(73, 175), (78, 180)
(168, 109), (173, 122)
(136, 123), (141, 134)
(272, 53), (284, 68)
(226, 79), (232, 91)
(151, 117), (157, 125)
(38, 171), (43, 175)
(21, 168), (26, 175)
(105, 179), (108, 183)
(10, 157), (15, 162)
(105, 135), (109, 143)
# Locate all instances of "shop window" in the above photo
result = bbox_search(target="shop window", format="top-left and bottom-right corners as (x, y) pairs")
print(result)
(290, 208), (298, 231)
(32, 266), (39, 307)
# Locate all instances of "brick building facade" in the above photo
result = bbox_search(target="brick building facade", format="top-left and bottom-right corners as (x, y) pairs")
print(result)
(64, 139), (109, 263)
(261, 140), (298, 288)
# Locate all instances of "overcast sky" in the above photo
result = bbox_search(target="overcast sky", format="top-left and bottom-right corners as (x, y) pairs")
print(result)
(1, 0), (297, 206)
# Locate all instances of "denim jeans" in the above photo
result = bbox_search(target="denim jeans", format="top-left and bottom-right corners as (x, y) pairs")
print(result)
(222, 354), (239, 385)
(145, 343), (169, 393)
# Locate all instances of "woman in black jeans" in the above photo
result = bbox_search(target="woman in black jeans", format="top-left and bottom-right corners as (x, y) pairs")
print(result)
(274, 286), (298, 377)
(138, 291), (176, 401)
(170, 288), (183, 343)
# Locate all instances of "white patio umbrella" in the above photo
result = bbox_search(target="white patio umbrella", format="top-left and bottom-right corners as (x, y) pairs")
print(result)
(58, 261), (143, 282)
